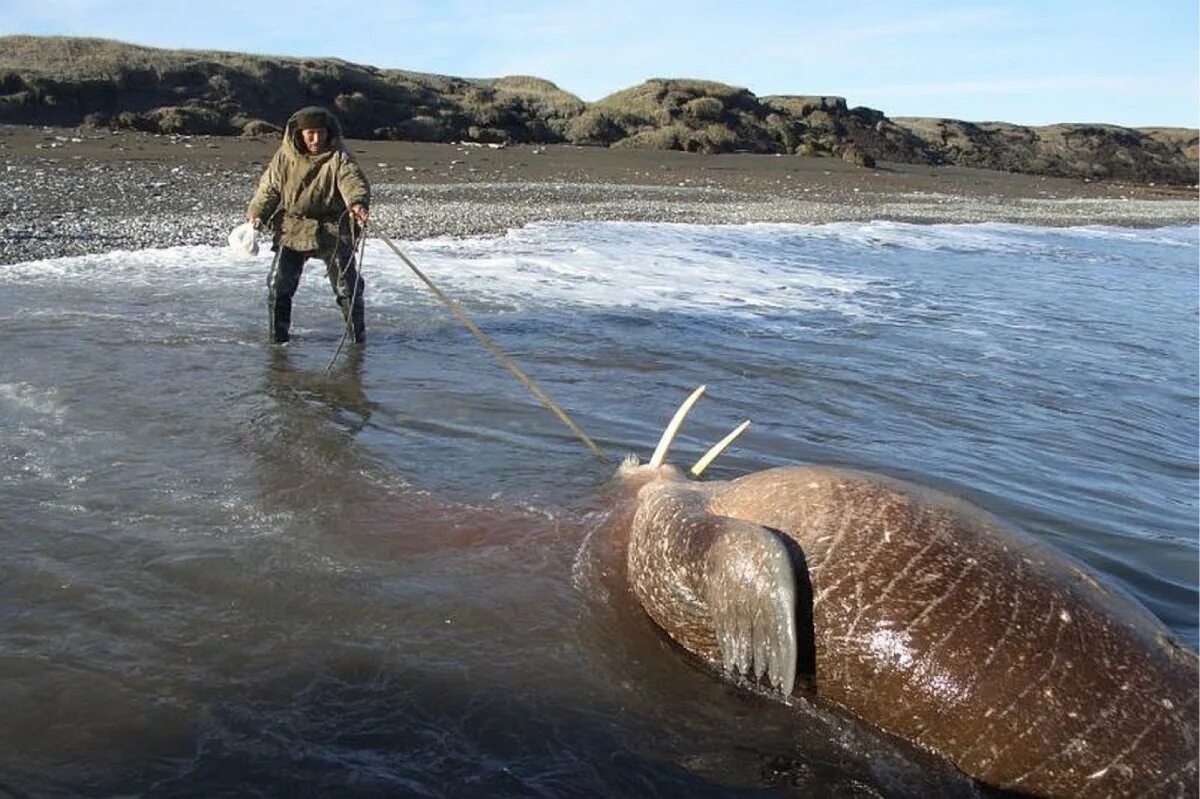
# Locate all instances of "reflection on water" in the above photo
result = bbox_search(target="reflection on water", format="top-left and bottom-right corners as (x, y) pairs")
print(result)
(266, 345), (378, 433)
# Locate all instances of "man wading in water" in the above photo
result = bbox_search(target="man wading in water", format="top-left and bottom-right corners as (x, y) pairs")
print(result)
(246, 106), (371, 345)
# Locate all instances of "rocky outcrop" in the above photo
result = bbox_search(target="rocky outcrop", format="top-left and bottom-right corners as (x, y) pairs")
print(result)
(761, 95), (938, 165)
(893, 118), (1198, 184)
(1, 35), (1195, 185)
(591, 79), (782, 154)
(0, 35), (580, 144)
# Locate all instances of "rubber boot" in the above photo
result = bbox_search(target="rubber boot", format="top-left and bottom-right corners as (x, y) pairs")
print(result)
(268, 248), (304, 344)
(338, 295), (366, 344)
(269, 296), (292, 343)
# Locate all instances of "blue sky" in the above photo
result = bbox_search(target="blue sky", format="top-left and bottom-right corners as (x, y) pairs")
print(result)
(2, 0), (1197, 127)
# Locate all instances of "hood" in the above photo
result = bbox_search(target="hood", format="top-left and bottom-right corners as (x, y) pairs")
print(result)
(282, 106), (345, 156)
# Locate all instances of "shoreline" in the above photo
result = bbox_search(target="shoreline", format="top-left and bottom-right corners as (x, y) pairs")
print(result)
(2, 124), (1196, 264)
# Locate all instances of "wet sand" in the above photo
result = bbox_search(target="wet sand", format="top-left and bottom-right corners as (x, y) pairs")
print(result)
(1, 124), (1196, 264)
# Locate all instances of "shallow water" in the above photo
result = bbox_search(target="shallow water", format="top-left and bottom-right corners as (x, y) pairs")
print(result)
(1, 221), (1196, 796)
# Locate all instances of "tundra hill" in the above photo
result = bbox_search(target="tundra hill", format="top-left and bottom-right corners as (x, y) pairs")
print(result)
(893, 117), (1198, 185)
(1, 35), (1195, 185)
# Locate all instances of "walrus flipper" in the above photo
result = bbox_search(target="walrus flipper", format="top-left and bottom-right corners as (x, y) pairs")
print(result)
(704, 519), (797, 696)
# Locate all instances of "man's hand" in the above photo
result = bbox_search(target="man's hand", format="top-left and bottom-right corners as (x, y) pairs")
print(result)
(349, 203), (370, 225)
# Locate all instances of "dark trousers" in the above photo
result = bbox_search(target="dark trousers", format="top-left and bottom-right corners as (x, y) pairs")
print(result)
(267, 239), (365, 343)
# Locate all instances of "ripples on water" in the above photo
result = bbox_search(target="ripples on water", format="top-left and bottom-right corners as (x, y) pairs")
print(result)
(0, 221), (1195, 796)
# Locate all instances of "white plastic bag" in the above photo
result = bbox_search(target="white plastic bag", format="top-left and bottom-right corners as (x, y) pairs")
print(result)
(227, 221), (260, 258)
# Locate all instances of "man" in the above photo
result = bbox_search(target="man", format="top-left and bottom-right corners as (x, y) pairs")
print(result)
(245, 106), (371, 344)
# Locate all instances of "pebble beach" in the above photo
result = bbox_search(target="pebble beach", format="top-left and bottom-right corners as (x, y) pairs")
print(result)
(2, 124), (1196, 264)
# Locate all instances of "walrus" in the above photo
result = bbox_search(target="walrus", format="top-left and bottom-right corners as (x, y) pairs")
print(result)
(608, 385), (1198, 797)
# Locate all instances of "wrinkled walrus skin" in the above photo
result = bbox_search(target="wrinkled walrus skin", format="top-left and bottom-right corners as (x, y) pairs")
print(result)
(614, 462), (1198, 798)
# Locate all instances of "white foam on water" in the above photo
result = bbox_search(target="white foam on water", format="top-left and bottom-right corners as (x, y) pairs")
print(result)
(0, 399), (88, 489)
(0, 382), (69, 423)
(373, 221), (874, 317)
(1058, 224), (1198, 247)
(4, 222), (1195, 320)
(0, 244), (270, 287)
(797, 220), (1199, 254)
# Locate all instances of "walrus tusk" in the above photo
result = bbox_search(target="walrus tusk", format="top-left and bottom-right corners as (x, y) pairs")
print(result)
(649, 385), (707, 468)
(690, 420), (751, 477)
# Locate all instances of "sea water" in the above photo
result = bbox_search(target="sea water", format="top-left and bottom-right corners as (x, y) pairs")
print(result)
(0, 221), (1196, 796)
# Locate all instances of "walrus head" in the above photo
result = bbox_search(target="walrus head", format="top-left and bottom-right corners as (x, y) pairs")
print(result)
(615, 386), (799, 696)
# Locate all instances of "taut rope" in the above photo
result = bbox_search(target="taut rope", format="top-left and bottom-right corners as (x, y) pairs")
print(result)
(375, 229), (608, 461)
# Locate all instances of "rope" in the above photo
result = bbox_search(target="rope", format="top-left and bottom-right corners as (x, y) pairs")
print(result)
(374, 228), (608, 462)
(323, 211), (367, 373)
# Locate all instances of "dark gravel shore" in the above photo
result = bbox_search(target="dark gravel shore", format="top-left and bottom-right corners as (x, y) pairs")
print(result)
(2, 125), (1196, 264)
